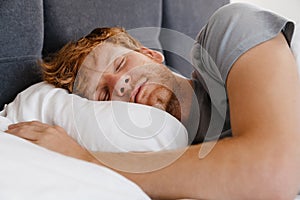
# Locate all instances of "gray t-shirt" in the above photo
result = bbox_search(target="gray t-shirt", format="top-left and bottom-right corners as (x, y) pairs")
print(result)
(187, 3), (295, 144)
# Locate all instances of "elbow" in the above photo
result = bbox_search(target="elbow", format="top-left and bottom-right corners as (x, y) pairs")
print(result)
(251, 148), (300, 200)
(247, 129), (300, 200)
(256, 174), (300, 200)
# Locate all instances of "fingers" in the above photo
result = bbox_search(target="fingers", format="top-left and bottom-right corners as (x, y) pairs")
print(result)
(5, 121), (51, 141)
(8, 121), (47, 130)
(4, 121), (85, 160)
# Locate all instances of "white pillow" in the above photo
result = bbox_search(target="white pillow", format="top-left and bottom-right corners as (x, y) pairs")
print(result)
(0, 82), (188, 152)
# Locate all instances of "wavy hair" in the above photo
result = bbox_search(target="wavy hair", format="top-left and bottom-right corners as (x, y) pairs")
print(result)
(40, 27), (142, 92)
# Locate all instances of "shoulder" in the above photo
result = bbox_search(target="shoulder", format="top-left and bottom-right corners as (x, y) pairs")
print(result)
(192, 2), (293, 84)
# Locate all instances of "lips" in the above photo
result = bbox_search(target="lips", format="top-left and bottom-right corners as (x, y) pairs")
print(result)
(130, 77), (147, 103)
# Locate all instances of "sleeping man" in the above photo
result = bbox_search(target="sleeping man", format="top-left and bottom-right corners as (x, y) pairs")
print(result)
(5, 3), (300, 199)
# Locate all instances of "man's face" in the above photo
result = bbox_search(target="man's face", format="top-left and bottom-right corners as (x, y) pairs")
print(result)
(74, 42), (179, 112)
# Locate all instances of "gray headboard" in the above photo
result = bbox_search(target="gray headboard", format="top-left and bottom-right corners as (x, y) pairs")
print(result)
(0, 0), (229, 110)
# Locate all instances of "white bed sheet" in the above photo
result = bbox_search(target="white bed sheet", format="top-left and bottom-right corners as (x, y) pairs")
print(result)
(0, 131), (150, 200)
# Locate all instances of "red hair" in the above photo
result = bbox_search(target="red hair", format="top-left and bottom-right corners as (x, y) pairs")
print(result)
(40, 27), (142, 92)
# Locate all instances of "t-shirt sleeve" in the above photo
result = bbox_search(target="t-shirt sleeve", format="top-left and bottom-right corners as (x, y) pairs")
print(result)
(191, 2), (295, 86)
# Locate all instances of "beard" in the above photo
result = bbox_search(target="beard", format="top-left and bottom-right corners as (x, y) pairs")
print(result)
(166, 92), (181, 121)
(143, 83), (182, 121)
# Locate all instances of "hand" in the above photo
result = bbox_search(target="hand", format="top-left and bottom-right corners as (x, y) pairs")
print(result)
(5, 121), (97, 162)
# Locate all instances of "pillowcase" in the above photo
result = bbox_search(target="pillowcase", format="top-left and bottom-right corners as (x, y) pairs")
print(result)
(0, 82), (188, 152)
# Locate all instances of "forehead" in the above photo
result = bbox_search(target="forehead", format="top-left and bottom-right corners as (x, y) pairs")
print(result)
(81, 42), (132, 73)
(73, 42), (133, 97)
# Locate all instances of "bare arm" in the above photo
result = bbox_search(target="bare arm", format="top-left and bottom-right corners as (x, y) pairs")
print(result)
(91, 33), (300, 199)
(6, 33), (300, 199)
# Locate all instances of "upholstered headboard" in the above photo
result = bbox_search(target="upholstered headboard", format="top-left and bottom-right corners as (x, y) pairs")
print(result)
(0, 0), (229, 110)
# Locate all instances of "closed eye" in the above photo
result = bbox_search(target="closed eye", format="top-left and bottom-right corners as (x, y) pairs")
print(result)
(115, 56), (126, 72)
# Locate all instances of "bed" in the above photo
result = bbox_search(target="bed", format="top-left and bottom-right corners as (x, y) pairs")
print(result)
(0, 0), (230, 199)
(1, 0), (300, 199)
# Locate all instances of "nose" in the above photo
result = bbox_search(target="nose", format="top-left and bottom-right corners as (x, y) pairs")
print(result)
(113, 74), (131, 97)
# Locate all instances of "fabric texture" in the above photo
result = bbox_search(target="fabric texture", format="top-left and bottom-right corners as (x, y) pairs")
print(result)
(190, 3), (295, 144)
(0, 0), (43, 109)
(193, 2), (294, 83)
(42, 0), (163, 55)
(0, 132), (150, 200)
(161, 0), (228, 77)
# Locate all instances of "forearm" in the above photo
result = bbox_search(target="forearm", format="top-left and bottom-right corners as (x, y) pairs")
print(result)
(11, 121), (298, 199)
(89, 134), (300, 200)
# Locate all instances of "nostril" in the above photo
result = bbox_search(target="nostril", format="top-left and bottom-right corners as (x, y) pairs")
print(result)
(125, 78), (129, 83)
(120, 87), (125, 93)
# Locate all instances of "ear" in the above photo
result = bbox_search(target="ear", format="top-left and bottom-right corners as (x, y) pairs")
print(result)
(139, 47), (164, 63)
